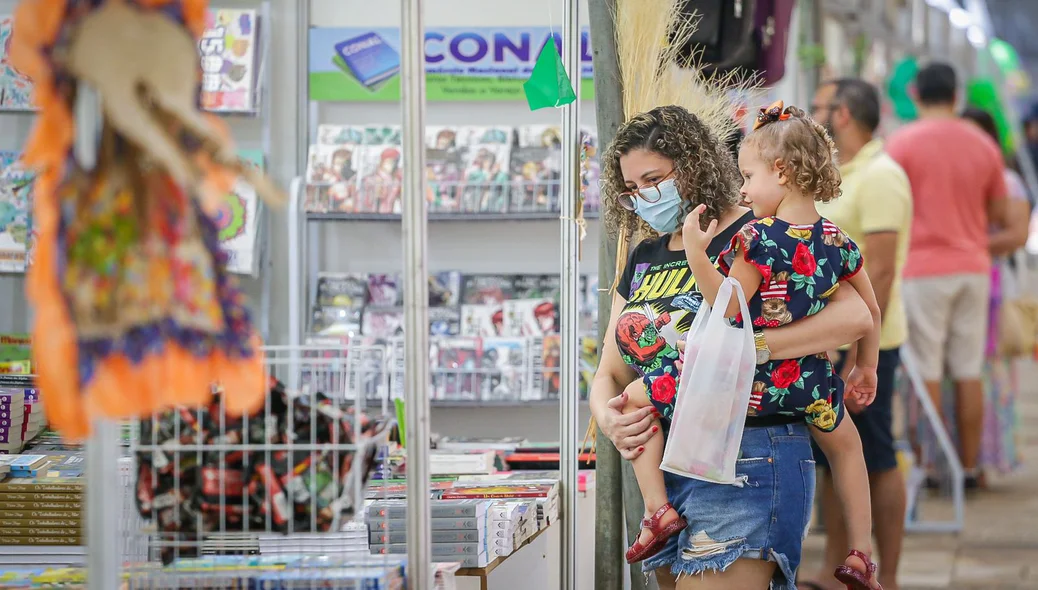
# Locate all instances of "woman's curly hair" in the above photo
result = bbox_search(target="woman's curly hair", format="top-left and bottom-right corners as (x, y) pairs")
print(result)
(601, 105), (742, 241)
(743, 105), (842, 203)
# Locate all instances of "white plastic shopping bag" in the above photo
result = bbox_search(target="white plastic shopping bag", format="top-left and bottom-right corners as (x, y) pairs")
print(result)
(660, 277), (756, 485)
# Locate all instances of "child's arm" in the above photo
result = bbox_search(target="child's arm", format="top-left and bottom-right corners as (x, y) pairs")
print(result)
(682, 205), (763, 317)
(846, 269), (881, 368)
(844, 269), (882, 406)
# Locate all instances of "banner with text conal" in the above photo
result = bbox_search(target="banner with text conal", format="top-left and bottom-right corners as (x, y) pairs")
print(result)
(308, 26), (595, 102)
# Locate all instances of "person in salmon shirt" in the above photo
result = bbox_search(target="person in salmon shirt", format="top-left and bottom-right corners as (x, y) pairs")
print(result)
(885, 63), (1012, 489)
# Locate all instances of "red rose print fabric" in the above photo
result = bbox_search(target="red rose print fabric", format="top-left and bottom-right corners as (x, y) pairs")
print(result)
(718, 216), (863, 431)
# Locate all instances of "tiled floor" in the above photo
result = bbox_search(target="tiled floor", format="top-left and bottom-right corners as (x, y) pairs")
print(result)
(800, 362), (1038, 590)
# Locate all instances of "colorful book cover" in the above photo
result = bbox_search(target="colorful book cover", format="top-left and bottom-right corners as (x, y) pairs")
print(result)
(0, 156), (33, 273)
(333, 32), (401, 90)
(430, 271), (463, 307)
(512, 274), (561, 301)
(461, 274), (514, 304)
(361, 126), (402, 146)
(427, 147), (465, 214)
(580, 128), (601, 212)
(529, 335), (561, 401)
(438, 338), (481, 401)
(347, 336), (391, 401)
(361, 308), (404, 339)
(215, 149), (263, 275)
(502, 299), (557, 337)
(579, 335), (599, 400)
(356, 145), (403, 214)
(305, 140), (362, 213)
(512, 125), (561, 213)
(480, 338), (526, 402)
(456, 127), (513, 214)
(460, 304), (502, 338)
(309, 306), (361, 337)
(426, 126), (466, 214)
(0, 17), (33, 110)
(317, 124), (365, 146)
(0, 333), (30, 364)
(429, 306), (462, 337)
(367, 273), (401, 307)
(315, 272), (369, 309)
(199, 9), (260, 112)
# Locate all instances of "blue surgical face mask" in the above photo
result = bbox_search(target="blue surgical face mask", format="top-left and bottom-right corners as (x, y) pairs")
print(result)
(633, 179), (683, 234)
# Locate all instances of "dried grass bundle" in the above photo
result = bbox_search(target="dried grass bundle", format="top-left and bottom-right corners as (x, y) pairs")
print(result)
(616, 0), (757, 153)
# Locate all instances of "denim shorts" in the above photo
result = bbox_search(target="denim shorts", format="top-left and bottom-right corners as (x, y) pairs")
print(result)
(643, 422), (816, 590)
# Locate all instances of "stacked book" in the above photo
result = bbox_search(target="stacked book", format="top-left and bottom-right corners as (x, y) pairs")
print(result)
(256, 521), (369, 557)
(0, 375), (45, 454)
(0, 390), (26, 454)
(366, 499), (494, 567)
(0, 469), (84, 566)
(122, 555), (409, 589)
(440, 480), (559, 531)
(430, 449), (498, 476)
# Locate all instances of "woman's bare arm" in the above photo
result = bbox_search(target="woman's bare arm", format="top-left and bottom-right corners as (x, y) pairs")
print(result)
(589, 292), (639, 414)
(763, 282), (872, 360)
(588, 292), (656, 459)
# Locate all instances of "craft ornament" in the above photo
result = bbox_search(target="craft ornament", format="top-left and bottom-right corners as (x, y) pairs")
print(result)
(11, 0), (283, 439)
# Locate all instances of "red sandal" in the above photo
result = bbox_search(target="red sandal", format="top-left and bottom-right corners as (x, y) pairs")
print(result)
(624, 502), (687, 564)
(834, 549), (883, 590)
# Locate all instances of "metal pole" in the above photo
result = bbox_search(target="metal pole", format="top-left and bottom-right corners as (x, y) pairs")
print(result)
(86, 419), (120, 589)
(559, 0), (580, 588)
(296, 0), (311, 175)
(400, 0), (431, 588)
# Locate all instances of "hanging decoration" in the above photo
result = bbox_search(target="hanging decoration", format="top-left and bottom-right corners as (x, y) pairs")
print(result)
(522, 38), (577, 111)
(988, 38), (1030, 95)
(966, 77), (1015, 155)
(886, 56), (918, 122)
(11, 0), (285, 439)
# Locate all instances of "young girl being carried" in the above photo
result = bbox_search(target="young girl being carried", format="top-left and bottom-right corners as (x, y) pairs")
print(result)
(622, 102), (885, 590)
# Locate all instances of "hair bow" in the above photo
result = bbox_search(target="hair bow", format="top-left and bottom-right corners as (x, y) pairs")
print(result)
(754, 100), (792, 130)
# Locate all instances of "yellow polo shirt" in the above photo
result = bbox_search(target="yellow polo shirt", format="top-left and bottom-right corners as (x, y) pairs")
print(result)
(818, 139), (912, 350)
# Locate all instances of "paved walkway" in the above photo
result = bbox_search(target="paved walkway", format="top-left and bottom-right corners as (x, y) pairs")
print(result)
(801, 362), (1038, 589)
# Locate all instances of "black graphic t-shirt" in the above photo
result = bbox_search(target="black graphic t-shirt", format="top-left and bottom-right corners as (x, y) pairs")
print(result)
(614, 211), (753, 423)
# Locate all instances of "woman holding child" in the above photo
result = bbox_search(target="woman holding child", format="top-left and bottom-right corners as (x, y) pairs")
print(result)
(588, 103), (885, 590)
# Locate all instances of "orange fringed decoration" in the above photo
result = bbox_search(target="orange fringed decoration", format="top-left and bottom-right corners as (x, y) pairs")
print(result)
(11, 0), (283, 440)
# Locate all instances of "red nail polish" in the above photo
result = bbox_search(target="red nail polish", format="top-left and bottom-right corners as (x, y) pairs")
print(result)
(638, 446), (645, 453)
(652, 426), (659, 433)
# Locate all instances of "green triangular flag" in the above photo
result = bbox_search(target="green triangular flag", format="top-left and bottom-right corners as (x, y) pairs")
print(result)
(394, 398), (406, 448)
(523, 40), (576, 110)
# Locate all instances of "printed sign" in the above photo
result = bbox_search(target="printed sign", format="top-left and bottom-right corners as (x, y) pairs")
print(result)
(309, 26), (595, 102)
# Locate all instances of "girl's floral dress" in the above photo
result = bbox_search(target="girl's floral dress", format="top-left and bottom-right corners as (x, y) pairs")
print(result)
(719, 216), (864, 431)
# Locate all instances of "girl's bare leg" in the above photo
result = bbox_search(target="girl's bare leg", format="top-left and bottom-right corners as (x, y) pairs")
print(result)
(622, 386), (678, 547)
(812, 418), (881, 588)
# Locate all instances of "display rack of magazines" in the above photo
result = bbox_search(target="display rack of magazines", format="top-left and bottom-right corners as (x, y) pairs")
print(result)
(301, 334), (598, 404)
(301, 270), (601, 403)
(303, 123), (602, 218)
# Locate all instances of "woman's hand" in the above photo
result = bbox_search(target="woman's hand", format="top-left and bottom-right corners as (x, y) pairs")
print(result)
(598, 392), (658, 460)
(682, 204), (718, 254)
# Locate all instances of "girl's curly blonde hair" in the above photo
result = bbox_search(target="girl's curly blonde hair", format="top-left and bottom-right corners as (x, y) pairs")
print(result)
(601, 105), (742, 243)
(743, 105), (842, 203)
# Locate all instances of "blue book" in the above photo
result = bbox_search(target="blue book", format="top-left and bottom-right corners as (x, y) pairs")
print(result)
(333, 32), (401, 89)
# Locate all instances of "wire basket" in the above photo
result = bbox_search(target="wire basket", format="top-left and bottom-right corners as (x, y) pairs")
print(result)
(120, 345), (397, 586)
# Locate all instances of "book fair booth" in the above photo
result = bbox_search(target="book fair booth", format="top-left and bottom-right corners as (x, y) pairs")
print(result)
(0, 0), (1027, 588)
